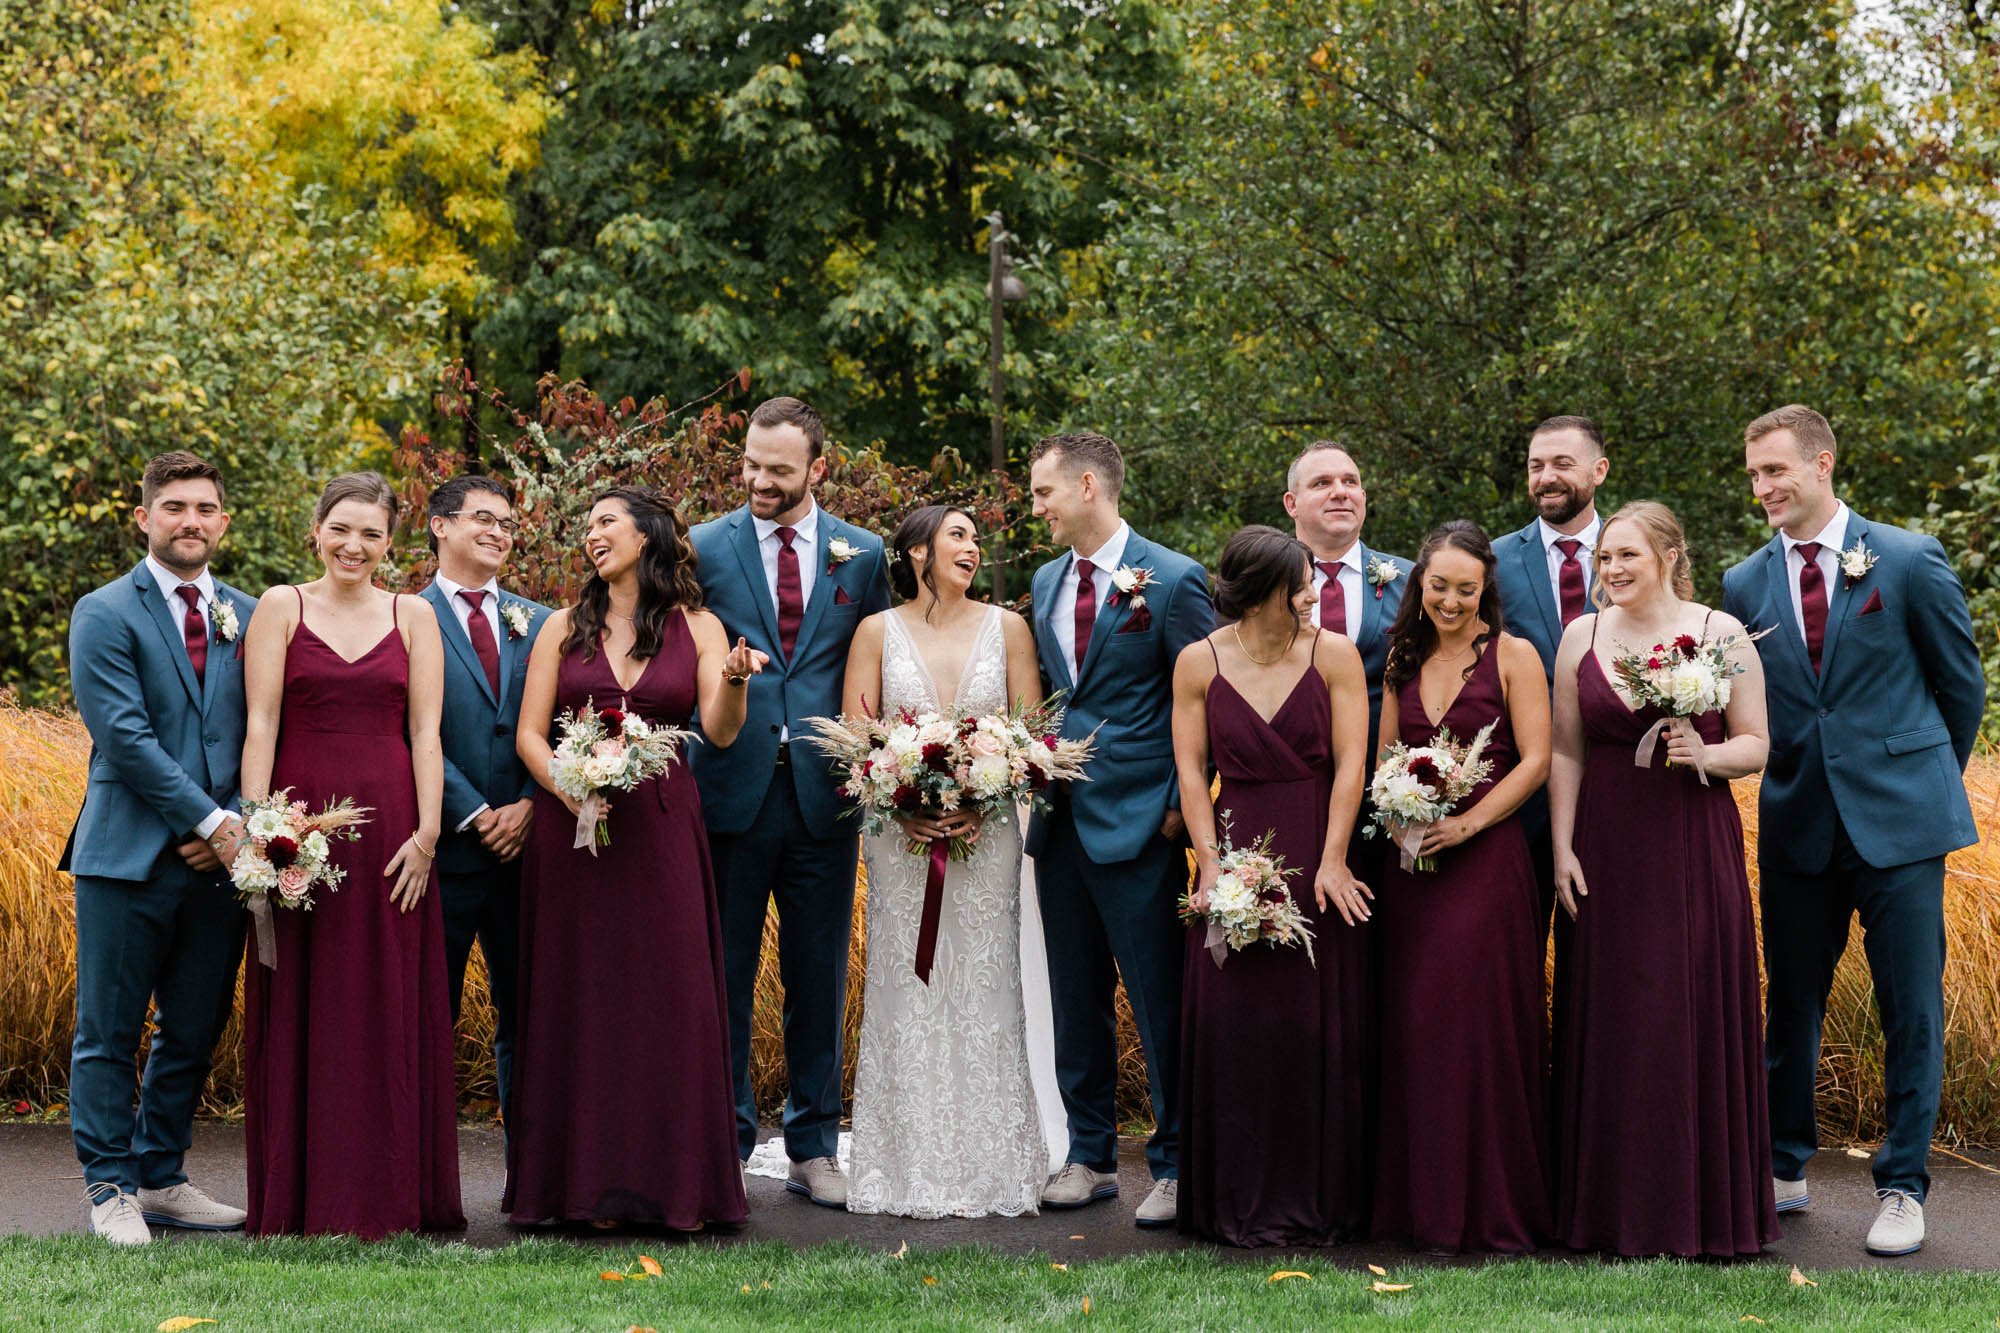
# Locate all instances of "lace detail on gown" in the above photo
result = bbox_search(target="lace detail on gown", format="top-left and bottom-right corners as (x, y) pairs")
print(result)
(847, 607), (1048, 1217)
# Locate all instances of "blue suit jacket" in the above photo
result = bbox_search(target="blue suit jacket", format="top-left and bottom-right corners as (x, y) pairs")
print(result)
(1722, 513), (1984, 875)
(689, 505), (893, 839)
(419, 582), (552, 877)
(1025, 530), (1215, 865)
(63, 561), (255, 882)
(1496, 519), (1596, 680)
(1347, 542), (1414, 759)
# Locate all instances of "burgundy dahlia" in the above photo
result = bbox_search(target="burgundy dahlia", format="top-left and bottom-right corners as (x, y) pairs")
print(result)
(265, 835), (299, 869)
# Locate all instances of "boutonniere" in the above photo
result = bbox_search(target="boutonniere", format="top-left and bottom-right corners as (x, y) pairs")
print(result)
(1366, 555), (1400, 600)
(210, 598), (240, 644)
(826, 537), (859, 574)
(501, 603), (531, 640)
(1839, 539), (1877, 587)
(1109, 564), (1157, 607)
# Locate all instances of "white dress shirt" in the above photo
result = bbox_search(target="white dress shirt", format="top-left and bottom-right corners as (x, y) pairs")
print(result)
(1309, 544), (1364, 634)
(1780, 502), (1849, 650)
(431, 571), (506, 830)
(752, 501), (820, 622)
(1053, 521), (1131, 680)
(145, 553), (228, 839)
(1537, 514), (1602, 611)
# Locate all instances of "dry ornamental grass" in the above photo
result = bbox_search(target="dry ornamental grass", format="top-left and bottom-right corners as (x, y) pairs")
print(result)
(2, 702), (1995, 1147)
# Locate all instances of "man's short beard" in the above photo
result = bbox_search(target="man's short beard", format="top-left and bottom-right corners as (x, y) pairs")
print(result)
(1536, 487), (1590, 525)
(150, 532), (214, 575)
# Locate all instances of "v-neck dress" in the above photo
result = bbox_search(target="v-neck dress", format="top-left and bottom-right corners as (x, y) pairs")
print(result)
(1371, 640), (1551, 1253)
(1178, 640), (1374, 1246)
(1554, 631), (1778, 1256)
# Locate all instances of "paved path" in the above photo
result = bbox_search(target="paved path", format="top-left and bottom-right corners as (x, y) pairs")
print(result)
(4, 1123), (1997, 1270)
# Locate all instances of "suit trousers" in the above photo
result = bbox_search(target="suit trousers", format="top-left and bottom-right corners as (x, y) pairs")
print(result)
(71, 854), (245, 1193)
(439, 864), (521, 1125)
(1762, 817), (1947, 1199)
(708, 764), (858, 1162)
(1035, 801), (1186, 1180)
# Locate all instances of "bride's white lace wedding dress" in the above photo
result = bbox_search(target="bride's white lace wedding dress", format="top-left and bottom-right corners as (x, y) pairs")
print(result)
(846, 605), (1048, 1218)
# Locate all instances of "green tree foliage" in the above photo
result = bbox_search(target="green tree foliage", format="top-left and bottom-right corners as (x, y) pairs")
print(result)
(0, 0), (440, 700)
(1086, 0), (2000, 577)
(466, 0), (1180, 462)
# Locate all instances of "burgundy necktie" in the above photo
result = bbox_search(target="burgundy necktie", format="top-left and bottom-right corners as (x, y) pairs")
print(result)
(1554, 538), (1588, 625)
(776, 526), (804, 660)
(1795, 541), (1827, 674)
(1072, 557), (1097, 677)
(175, 585), (207, 686)
(457, 589), (502, 696)
(1316, 561), (1347, 635)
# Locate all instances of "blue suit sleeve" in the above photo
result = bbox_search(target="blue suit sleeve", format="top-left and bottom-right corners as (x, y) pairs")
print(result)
(861, 543), (893, 616)
(68, 597), (218, 835)
(1158, 558), (1215, 812)
(442, 754), (487, 830)
(1907, 538), (1986, 769)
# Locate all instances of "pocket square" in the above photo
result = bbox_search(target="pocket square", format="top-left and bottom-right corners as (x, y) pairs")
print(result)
(1116, 604), (1153, 634)
(1859, 588), (1884, 616)
(834, 586), (853, 606)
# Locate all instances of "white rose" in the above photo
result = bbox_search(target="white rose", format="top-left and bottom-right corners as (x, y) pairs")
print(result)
(1669, 661), (1716, 714)
(302, 830), (330, 862)
(246, 808), (288, 841)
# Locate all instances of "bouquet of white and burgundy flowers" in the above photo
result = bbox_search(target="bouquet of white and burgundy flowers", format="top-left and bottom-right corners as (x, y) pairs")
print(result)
(805, 699), (1094, 981)
(1608, 629), (1766, 784)
(231, 788), (371, 967)
(1179, 824), (1315, 968)
(548, 699), (696, 854)
(1365, 719), (1498, 872)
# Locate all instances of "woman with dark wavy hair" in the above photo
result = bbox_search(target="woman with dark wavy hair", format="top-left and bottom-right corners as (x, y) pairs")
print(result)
(508, 485), (763, 1231)
(1370, 518), (1553, 1254)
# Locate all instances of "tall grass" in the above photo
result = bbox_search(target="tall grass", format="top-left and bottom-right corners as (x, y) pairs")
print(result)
(3, 702), (1993, 1146)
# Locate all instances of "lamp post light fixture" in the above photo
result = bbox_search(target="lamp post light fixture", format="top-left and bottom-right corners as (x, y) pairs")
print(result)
(986, 211), (1027, 601)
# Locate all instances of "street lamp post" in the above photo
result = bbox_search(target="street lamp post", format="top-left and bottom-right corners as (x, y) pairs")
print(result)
(986, 211), (1026, 601)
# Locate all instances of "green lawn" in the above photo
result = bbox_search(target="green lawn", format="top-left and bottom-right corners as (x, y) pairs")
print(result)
(2, 1236), (1998, 1331)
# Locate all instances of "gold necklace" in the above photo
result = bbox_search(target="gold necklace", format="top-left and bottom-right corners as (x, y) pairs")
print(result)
(1232, 622), (1295, 666)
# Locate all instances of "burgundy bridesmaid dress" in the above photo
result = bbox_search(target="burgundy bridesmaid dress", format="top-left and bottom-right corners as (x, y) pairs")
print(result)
(1179, 639), (1373, 1246)
(245, 592), (464, 1238)
(1555, 623), (1779, 1256)
(504, 610), (747, 1229)
(1371, 640), (1550, 1253)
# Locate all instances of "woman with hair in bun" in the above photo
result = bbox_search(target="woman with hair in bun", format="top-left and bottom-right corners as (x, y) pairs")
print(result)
(838, 504), (1047, 1218)
(1169, 524), (1373, 1246)
(506, 486), (761, 1231)
(239, 471), (461, 1238)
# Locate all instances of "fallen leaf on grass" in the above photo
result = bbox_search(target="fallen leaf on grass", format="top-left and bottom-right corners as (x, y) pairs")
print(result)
(600, 1272), (626, 1282)
(1268, 1271), (1313, 1283)
(1082, 1296), (1092, 1314)
(1367, 1264), (1388, 1276)
(1790, 1266), (1818, 1288)
(638, 1255), (663, 1278)
(625, 1327), (658, 1333)
(1051, 1263), (1069, 1272)
(157, 1321), (218, 1332)
(1845, 1148), (1871, 1159)
(740, 1285), (751, 1294)
(922, 1276), (938, 1287)
(1741, 1318), (1767, 1325)
(1370, 1281), (1414, 1293)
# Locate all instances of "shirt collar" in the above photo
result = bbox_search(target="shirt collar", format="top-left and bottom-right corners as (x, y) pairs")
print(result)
(753, 501), (820, 546)
(1538, 513), (1600, 554)
(1315, 543), (1364, 577)
(431, 571), (501, 604)
(1781, 502), (1849, 559)
(146, 553), (215, 605)
(1074, 520), (1131, 574)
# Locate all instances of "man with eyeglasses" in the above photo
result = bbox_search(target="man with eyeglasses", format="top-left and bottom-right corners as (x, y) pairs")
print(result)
(421, 476), (551, 1138)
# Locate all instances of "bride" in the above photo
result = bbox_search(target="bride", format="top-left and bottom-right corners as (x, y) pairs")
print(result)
(839, 504), (1048, 1217)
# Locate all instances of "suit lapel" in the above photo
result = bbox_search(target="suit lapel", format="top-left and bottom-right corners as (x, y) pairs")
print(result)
(791, 514), (838, 661)
(1817, 514), (1866, 682)
(1036, 560), (1074, 693)
(1354, 543), (1385, 653)
(134, 563), (202, 708)
(729, 509), (784, 654)
(496, 594), (524, 712)
(199, 585), (237, 716)
(426, 583), (497, 708)
(1517, 527), (1562, 653)
(1759, 538), (1813, 682)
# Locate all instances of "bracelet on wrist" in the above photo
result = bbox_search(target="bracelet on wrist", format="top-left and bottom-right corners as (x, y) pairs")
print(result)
(411, 835), (437, 860)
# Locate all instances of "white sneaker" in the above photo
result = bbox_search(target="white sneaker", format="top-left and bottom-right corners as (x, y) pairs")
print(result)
(1865, 1189), (1924, 1257)
(1774, 1176), (1809, 1213)
(86, 1185), (152, 1247)
(1133, 1177), (1178, 1229)
(1040, 1162), (1118, 1209)
(138, 1181), (247, 1231)
(786, 1156), (848, 1208)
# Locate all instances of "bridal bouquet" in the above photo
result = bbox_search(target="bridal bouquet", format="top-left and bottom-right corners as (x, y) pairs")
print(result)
(549, 699), (696, 854)
(1609, 630), (1766, 785)
(231, 789), (371, 967)
(1179, 825), (1315, 968)
(1365, 720), (1498, 872)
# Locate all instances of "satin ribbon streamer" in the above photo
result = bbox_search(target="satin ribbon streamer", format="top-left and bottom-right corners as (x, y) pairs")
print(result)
(248, 894), (277, 969)
(912, 838), (951, 982)
(1205, 921), (1230, 969)
(574, 792), (606, 855)
(1633, 717), (1709, 786)
(1394, 820), (1434, 873)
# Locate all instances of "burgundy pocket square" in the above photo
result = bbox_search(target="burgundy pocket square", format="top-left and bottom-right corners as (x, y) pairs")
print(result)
(1859, 588), (1884, 616)
(1117, 605), (1153, 633)
(834, 586), (853, 606)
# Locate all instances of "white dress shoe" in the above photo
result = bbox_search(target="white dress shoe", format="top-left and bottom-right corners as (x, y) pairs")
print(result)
(1040, 1162), (1119, 1209)
(1773, 1176), (1809, 1213)
(138, 1182), (247, 1231)
(1865, 1189), (1924, 1256)
(1133, 1177), (1178, 1229)
(786, 1156), (849, 1208)
(87, 1186), (152, 1247)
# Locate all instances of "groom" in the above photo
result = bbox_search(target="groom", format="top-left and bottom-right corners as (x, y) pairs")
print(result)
(62, 451), (254, 1244)
(1027, 431), (1213, 1228)
(1722, 404), (1984, 1257)
(690, 396), (892, 1207)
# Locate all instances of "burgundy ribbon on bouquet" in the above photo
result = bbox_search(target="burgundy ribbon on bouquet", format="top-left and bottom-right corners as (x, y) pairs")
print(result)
(248, 894), (277, 969)
(1634, 717), (1709, 786)
(912, 838), (951, 983)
